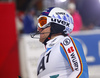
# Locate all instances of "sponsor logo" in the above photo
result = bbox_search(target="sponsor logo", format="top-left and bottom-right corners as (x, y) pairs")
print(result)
(56, 12), (65, 15)
(63, 38), (71, 46)
(67, 46), (78, 70)
(51, 38), (57, 42)
(49, 43), (54, 47)
(51, 18), (70, 26)
(70, 52), (78, 71)
(67, 46), (74, 53)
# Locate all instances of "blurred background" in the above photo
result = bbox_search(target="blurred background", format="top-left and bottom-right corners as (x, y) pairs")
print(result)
(0, 0), (100, 78)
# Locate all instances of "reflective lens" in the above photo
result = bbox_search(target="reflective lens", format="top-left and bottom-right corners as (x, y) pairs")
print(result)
(38, 17), (47, 27)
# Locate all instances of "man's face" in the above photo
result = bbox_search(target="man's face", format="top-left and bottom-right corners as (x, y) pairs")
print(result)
(38, 27), (51, 43)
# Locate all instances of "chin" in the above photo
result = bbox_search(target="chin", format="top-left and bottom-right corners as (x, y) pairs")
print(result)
(39, 39), (44, 43)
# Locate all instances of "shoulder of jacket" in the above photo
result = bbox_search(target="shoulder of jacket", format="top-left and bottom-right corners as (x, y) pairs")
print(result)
(60, 36), (72, 45)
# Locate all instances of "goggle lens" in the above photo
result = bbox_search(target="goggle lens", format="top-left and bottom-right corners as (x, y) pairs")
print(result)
(38, 17), (47, 27)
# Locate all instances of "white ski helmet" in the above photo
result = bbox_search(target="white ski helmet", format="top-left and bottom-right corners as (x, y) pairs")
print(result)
(37, 7), (74, 35)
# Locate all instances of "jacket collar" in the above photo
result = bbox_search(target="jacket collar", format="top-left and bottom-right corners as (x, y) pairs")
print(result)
(46, 35), (64, 48)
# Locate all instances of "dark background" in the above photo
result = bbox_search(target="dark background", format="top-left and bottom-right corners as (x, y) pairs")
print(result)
(16, 0), (100, 27)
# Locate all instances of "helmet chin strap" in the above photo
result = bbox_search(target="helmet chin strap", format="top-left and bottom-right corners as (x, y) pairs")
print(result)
(42, 24), (55, 45)
(43, 32), (52, 46)
(43, 24), (58, 45)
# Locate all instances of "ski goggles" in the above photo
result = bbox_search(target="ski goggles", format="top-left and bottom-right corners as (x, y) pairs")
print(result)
(37, 15), (70, 29)
(37, 15), (52, 28)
